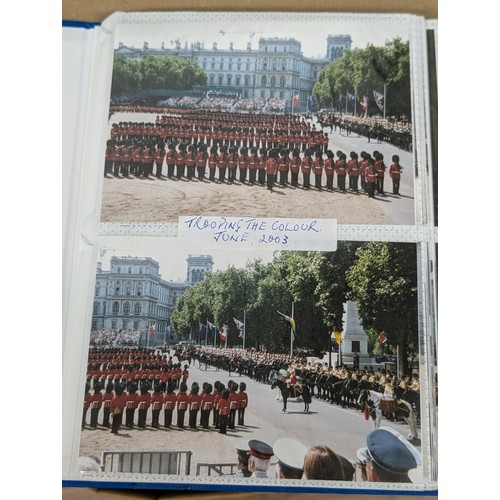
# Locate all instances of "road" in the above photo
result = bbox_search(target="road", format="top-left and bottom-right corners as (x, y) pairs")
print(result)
(186, 356), (423, 482)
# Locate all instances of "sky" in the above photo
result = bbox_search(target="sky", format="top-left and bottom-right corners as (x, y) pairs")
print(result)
(113, 13), (410, 59)
(98, 235), (278, 282)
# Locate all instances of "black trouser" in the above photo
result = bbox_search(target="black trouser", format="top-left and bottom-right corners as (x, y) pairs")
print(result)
(102, 407), (111, 427)
(177, 409), (186, 428)
(266, 173), (274, 191)
(90, 408), (100, 428)
(392, 178), (400, 194)
(237, 407), (246, 426)
(125, 408), (135, 427)
(258, 169), (266, 185)
(82, 407), (88, 428)
(155, 163), (162, 178)
(326, 174), (334, 190)
(152, 409), (161, 428)
(197, 167), (205, 180)
(291, 171), (299, 186)
(209, 168), (216, 181)
(376, 177), (384, 194)
(200, 409), (211, 429)
(164, 409), (174, 428)
(219, 414), (228, 434)
(167, 164), (175, 178)
(367, 182), (376, 198)
(337, 175), (346, 192)
(315, 174), (322, 189)
(303, 173), (310, 188)
(111, 412), (123, 433)
(249, 169), (257, 184)
(229, 409), (237, 429)
(219, 168), (226, 182)
(279, 171), (288, 186)
(189, 409), (199, 429)
(239, 168), (247, 183)
(138, 408), (148, 428)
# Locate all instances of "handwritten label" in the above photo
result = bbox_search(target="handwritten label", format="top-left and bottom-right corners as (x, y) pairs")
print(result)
(178, 216), (337, 251)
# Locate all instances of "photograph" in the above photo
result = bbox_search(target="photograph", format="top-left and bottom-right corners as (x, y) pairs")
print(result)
(99, 12), (418, 226)
(77, 235), (433, 488)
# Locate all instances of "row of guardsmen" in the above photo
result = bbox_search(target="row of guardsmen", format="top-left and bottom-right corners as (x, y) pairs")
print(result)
(82, 379), (248, 435)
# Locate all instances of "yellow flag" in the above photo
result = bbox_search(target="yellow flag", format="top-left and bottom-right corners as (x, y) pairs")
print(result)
(334, 331), (342, 345)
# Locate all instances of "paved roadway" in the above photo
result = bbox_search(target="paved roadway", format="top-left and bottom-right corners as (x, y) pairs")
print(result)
(184, 356), (423, 482)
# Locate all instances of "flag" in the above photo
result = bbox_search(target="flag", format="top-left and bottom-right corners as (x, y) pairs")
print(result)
(277, 311), (296, 337)
(149, 324), (156, 338)
(199, 323), (207, 334)
(378, 331), (387, 343)
(334, 331), (342, 345)
(373, 90), (384, 111)
(308, 95), (316, 108)
(293, 94), (299, 106)
(233, 317), (245, 338)
(360, 95), (368, 110)
(347, 92), (355, 102)
(165, 325), (171, 339)
(207, 321), (217, 334)
(219, 323), (228, 341)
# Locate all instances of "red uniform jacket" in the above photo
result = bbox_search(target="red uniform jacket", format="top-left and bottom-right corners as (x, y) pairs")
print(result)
(188, 393), (202, 411)
(176, 393), (190, 411)
(163, 393), (177, 411)
(217, 399), (231, 416)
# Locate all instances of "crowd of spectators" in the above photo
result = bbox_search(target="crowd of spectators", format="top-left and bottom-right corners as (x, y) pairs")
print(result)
(89, 328), (142, 347)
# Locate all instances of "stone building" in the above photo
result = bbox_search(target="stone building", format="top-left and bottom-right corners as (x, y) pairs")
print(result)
(91, 255), (213, 344)
(115, 34), (352, 111)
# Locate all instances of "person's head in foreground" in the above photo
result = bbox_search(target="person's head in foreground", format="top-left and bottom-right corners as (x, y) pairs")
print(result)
(356, 426), (422, 483)
(303, 445), (345, 480)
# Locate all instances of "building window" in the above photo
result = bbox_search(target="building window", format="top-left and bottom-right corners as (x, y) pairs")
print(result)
(352, 341), (361, 353)
(124, 302), (131, 315)
(218, 75), (223, 85)
(117, 267), (121, 273)
(128, 267), (132, 273)
(270, 75), (276, 87)
(111, 320), (116, 330)
(236, 75), (241, 86)
(134, 321), (139, 329)
(227, 75), (232, 85)
(280, 76), (286, 87)
(139, 267), (143, 274)
(112, 302), (119, 315)
(209, 74), (215, 85)
(244, 75), (250, 87)
(93, 302), (99, 315)
(261, 75), (267, 86)
(115, 287), (120, 295)
(134, 303), (142, 315)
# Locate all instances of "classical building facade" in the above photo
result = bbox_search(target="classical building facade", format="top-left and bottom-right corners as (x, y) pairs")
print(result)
(91, 255), (213, 344)
(115, 34), (352, 111)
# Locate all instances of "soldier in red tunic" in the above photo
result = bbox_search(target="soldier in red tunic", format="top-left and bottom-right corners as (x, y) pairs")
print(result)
(290, 149), (301, 187)
(238, 147), (249, 183)
(166, 143), (176, 179)
(125, 382), (139, 428)
(110, 383), (127, 434)
(313, 150), (324, 190)
(101, 382), (114, 428)
(137, 382), (151, 429)
(176, 382), (190, 429)
(90, 382), (103, 428)
(217, 146), (228, 182)
(301, 149), (312, 189)
(389, 154), (402, 195)
(82, 382), (92, 429)
(237, 382), (248, 426)
(200, 383), (215, 429)
(163, 383), (177, 428)
(150, 384), (163, 429)
(196, 144), (208, 180)
(324, 150), (335, 191)
(348, 151), (361, 192)
(208, 146), (218, 182)
(336, 152), (348, 192)
(188, 383), (202, 429)
(217, 389), (231, 434)
(154, 141), (165, 179)
(265, 149), (278, 191)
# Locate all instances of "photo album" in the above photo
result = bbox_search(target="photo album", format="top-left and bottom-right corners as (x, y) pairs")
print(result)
(62, 10), (438, 495)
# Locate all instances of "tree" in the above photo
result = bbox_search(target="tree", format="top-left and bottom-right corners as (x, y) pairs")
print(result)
(111, 55), (141, 96)
(345, 242), (418, 375)
(140, 56), (207, 90)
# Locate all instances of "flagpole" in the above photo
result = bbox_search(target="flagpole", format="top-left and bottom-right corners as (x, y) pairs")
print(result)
(205, 318), (208, 346)
(383, 83), (387, 119)
(290, 302), (294, 358)
(225, 318), (228, 349)
(243, 310), (246, 351)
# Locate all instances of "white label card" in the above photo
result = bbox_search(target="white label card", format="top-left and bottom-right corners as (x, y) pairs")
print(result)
(178, 216), (337, 251)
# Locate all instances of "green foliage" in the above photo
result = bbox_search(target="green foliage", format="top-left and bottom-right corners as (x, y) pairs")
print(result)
(312, 38), (410, 117)
(170, 243), (419, 363)
(111, 55), (207, 96)
(345, 242), (418, 374)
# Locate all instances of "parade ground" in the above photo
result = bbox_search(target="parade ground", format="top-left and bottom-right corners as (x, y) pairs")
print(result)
(79, 352), (423, 482)
(99, 112), (416, 226)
